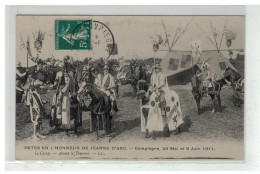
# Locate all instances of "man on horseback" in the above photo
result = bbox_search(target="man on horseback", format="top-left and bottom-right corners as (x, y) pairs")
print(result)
(142, 63), (183, 138)
(195, 62), (213, 96)
(145, 64), (168, 137)
(148, 64), (168, 113)
(95, 64), (118, 116)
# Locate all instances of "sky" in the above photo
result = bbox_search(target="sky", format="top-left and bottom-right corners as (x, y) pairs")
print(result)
(16, 16), (245, 67)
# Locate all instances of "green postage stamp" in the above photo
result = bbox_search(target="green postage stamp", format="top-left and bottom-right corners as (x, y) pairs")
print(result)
(55, 20), (92, 50)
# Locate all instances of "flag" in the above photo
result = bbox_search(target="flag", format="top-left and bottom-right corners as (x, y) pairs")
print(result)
(168, 58), (179, 71)
(165, 90), (183, 131)
(180, 55), (192, 68)
(140, 89), (183, 132)
(191, 40), (201, 58)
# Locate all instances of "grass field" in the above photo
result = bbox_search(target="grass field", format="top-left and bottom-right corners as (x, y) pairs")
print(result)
(16, 83), (244, 145)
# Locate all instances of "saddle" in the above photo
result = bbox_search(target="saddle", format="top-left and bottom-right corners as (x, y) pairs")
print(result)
(201, 81), (215, 95)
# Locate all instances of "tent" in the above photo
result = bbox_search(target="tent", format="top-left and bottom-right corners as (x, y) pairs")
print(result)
(160, 50), (238, 85)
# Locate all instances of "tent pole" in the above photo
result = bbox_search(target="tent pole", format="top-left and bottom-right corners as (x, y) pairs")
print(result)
(191, 55), (194, 75)
(27, 49), (28, 69)
(219, 17), (228, 51)
(161, 17), (171, 52)
(154, 51), (156, 66)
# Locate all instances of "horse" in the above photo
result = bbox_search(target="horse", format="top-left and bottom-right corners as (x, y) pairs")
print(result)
(78, 83), (113, 140)
(136, 66), (150, 99)
(191, 74), (222, 114)
(116, 65), (144, 97)
(222, 67), (244, 107)
(222, 67), (244, 93)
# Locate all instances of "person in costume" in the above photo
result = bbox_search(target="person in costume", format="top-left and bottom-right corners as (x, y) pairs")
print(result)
(94, 64), (118, 115)
(148, 64), (168, 102)
(51, 62), (73, 135)
(196, 62), (213, 96)
(140, 63), (183, 139)
(28, 84), (46, 141)
(145, 64), (168, 138)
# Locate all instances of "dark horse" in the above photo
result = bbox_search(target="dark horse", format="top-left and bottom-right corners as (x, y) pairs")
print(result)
(136, 65), (150, 98)
(222, 67), (244, 107)
(222, 67), (243, 92)
(191, 74), (222, 114)
(115, 65), (139, 97)
(79, 83), (113, 140)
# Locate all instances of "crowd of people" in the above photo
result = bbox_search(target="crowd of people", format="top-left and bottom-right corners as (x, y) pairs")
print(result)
(16, 55), (228, 141)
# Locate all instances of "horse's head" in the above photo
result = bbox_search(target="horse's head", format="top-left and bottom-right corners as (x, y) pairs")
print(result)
(139, 90), (150, 105)
(115, 72), (126, 85)
(82, 70), (94, 84)
(222, 67), (232, 81)
(222, 67), (241, 84)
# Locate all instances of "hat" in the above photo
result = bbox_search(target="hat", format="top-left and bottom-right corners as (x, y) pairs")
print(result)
(103, 64), (109, 70)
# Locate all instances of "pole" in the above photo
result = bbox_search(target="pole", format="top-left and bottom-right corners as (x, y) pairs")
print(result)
(27, 49), (29, 69)
(219, 17), (228, 51)
(210, 20), (219, 51)
(161, 17), (171, 52)
(154, 51), (156, 67)
(196, 23), (218, 50)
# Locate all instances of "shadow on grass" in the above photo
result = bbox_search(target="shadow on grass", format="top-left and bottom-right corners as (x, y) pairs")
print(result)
(179, 116), (192, 133)
(109, 117), (140, 141)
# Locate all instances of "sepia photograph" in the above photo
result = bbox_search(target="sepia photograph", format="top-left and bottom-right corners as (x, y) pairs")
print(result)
(15, 15), (245, 160)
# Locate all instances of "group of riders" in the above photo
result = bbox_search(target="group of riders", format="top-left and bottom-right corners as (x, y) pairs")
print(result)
(15, 57), (156, 140)
(16, 55), (243, 141)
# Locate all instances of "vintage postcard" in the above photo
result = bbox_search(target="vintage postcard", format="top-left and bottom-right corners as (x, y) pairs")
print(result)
(15, 15), (244, 160)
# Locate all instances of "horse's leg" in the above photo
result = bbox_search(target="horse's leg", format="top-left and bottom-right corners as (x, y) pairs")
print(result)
(102, 114), (107, 137)
(210, 94), (216, 113)
(74, 125), (78, 136)
(96, 115), (100, 140)
(152, 130), (156, 140)
(196, 94), (201, 114)
(217, 94), (221, 112)
(109, 115), (112, 130)
(74, 106), (79, 136)
(217, 94), (221, 106)
(116, 85), (119, 98)
(90, 112), (95, 132)
(145, 129), (149, 138)
(193, 92), (201, 114)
